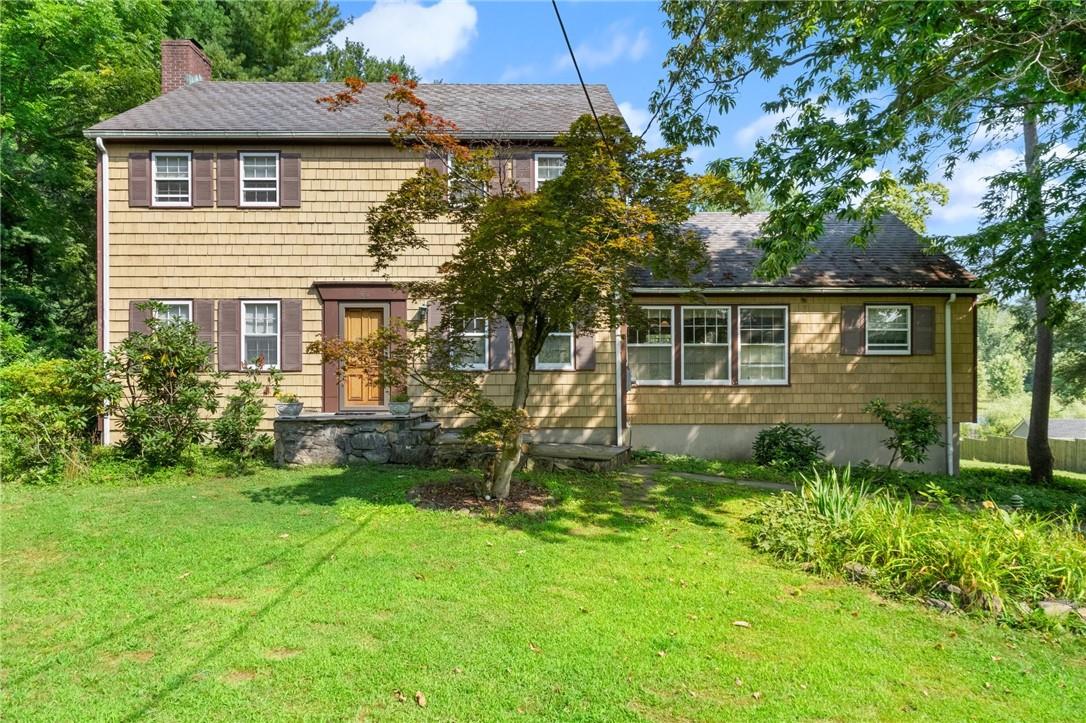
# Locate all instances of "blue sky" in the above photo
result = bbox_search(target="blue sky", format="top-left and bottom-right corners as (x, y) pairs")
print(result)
(334, 0), (1012, 236)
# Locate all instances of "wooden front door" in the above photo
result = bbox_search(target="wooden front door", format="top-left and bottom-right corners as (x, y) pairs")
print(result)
(344, 307), (384, 407)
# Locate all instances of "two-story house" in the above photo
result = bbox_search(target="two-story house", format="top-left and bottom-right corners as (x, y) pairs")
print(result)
(86, 40), (979, 473)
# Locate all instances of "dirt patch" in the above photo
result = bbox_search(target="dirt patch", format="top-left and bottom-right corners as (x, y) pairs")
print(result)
(104, 650), (155, 666)
(408, 476), (553, 515)
(223, 669), (257, 684)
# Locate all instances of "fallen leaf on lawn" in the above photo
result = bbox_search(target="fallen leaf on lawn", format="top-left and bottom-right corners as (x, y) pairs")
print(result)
(734, 678), (743, 687)
(453, 667), (463, 674)
(579, 606), (589, 613)
(657, 650), (666, 657)
(485, 541), (493, 546)
(413, 572), (425, 581)
(393, 690), (406, 703)
(800, 684), (807, 690)
(177, 571), (191, 580)
(984, 682), (992, 689)
(732, 621), (751, 628)
(415, 692), (427, 707)
(991, 656), (1002, 662)
(528, 642), (542, 653)
(278, 533), (290, 539)
(517, 550), (526, 555)
(752, 691), (763, 700)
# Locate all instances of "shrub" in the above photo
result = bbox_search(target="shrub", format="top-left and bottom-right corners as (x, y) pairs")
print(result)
(752, 422), (824, 470)
(0, 353), (103, 484)
(101, 304), (222, 467)
(864, 399), (943, 468)
(983, 353), (1028, 397)
(215, 367), (280, 464)
(747, 479), (1086, 626)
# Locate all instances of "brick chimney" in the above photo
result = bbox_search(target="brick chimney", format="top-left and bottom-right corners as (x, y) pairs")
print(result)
(160, 39), (211, 94)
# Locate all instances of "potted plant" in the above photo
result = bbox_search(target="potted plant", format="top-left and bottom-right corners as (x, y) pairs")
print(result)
(275, 391), (304, 417)
(388, 391), (413, 416)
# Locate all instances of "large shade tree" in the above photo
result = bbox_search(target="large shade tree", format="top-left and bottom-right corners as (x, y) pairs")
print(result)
(309, 78), (736, 498)
(651, 0), (1086, 482)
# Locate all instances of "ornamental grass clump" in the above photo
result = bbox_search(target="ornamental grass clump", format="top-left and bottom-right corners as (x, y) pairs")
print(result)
(748, 470), (1086, 626)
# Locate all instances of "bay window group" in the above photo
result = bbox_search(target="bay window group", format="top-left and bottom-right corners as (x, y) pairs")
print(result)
(628, 304), (788, 386)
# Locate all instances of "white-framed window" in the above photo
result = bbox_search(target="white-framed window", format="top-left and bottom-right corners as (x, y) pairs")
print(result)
(866, 304), (911, 354)
(240, 152), (279, 207)
(242, 300), (280, 369)
(738, 306), (788, 385)
(628, 306), (674, 385)
(151, 151), (191, 206)
(154, 300), (192, 323)
(536, 327), (574, 370)
(534, 153), (566, 190)
(682, 306), (730, 384)
(454, 316), (489, 371)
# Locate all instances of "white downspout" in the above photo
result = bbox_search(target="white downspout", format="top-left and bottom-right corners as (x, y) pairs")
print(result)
(96, 137), (111, 445)
(944, 293), (956, 475)
(614, 325), (624, 446)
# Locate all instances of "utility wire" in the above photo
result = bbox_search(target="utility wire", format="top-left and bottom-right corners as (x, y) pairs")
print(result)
(551, 0), (613, 157)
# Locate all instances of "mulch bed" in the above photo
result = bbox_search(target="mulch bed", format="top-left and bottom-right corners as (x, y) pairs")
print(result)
(407, 476), (553, 515)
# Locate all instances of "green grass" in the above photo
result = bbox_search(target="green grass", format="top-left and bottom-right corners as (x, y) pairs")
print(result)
(4, 463), (1085, 721)
(635, 451), (1086, 515)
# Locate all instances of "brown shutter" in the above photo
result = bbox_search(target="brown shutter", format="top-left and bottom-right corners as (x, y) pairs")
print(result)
(192, 153), (214, 207)
(217, 152), (238, 207)
(218, 299), (241, 371)
(912, 305), (935, 355)
(574, 329), (597, 371)
(281, 299), (303, 371)
(489, 317), (513, 370)
(424, 153), (447, 176)
(280, 152), (301, 207)
(128, 300), (151, 335)
(194, 299), (215, 347)
(513, 153), (533, 192)
(128, 152), (150, 207)
(841, 305), (866, 355)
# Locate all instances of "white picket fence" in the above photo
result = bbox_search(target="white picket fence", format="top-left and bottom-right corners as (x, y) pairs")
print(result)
(960, 433), (1086, 473)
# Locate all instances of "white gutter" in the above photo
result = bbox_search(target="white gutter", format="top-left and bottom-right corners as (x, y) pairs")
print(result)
(614, 326), (624, 446)
(96, 137), (111, 446)
(632, 286), (982, 296)
(944, 293), (956, 475)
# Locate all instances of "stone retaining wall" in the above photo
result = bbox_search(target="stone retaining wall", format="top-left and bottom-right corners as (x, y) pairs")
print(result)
(274, 412), (439, 467)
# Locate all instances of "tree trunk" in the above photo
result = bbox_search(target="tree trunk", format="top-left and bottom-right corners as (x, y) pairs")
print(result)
(487, 323), (532, 499)
(1023, 109), (1054, 484)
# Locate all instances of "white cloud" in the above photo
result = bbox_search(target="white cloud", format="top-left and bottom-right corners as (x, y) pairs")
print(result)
(617, 101), (663, 150)
(934, 148), (1020, 223)
(733, 111), (788, 148)
(335, 0), (478, 76)
(555, 24), (650, 71)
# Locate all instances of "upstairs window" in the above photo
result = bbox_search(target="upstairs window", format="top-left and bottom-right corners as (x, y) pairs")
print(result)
(241, 152), (279, 206)
(243, 301), (279, 369)
(454, 317), (489, 370)
(534, 153), (566, 190)
(738, 306), (788, 384)
(536, 327), (574, 370)
(866, 305), (911, 354)
(152, 152), (191, 206)
(682, 306), (730, 384)
(628, 307), (673, 385)
(155, 300), (192, 323)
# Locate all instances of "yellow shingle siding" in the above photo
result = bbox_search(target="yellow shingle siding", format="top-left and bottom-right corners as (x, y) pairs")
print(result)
(105, 142), (613, 433)
(627, 295), (976, 426)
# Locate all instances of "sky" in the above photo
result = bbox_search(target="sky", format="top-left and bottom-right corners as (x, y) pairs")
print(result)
(334, 0), (1017, 237)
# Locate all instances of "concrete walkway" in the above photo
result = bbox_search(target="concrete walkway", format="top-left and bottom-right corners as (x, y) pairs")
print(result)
(626, 464), (797, 493)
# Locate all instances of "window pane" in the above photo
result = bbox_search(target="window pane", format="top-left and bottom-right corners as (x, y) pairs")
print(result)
(629, 308), (672, 345)
(243, 188), (278, 204)
(740, 308), (787, 382)
(245, 303), (278, 334)
(153, 154), (190, 203)
(630, 346), (672, 383)
(537, 332), (572, 366)
(869, 307), (909, 330)
(536, 155), (566, 184)
(683, 307), (728, 344)
(245, 336), (278, 367)
(454, 317), (487, 368)
(159, 303), (190, 322)
(243, 155), (277, 178)
(684, 345), (728, 381)
(155, 155), (188, 177)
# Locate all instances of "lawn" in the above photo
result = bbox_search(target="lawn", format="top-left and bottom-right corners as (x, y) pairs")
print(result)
(3, 461), (1085, 721)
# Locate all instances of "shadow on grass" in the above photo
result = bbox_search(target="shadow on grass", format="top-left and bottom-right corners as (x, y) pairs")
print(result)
(243, 464), (769, 544)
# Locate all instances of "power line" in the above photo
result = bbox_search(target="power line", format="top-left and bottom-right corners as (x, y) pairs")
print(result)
(550, 0), (613, 157)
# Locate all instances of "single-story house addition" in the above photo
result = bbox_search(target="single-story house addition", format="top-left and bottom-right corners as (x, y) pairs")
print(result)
(85, 39), (980, 474)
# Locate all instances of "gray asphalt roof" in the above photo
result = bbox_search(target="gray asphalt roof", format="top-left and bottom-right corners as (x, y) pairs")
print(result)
(634, 213), (977, 289)
(85, 81), (624, 140)
(1013, 419), (1086, 439)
